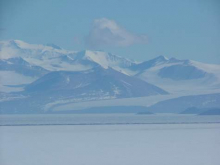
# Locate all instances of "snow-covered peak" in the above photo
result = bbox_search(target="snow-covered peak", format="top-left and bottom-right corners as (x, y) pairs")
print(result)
(150, 56), (191, 65)
(129, 55), (196, 72)
(45, 43), (62, 50)
(4, 40), (45, 50)
(81, 50), (110, 69)
(168, 57), (188, 64)
(74, 50), (135, 69)
(0, 40), (136, 72)
(0, 40), (77, 60)
(153, 55), (169, 62)
(129, 55), (169, 71)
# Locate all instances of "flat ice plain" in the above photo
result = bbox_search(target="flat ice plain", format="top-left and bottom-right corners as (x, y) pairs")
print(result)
(1, 114), (220, 165)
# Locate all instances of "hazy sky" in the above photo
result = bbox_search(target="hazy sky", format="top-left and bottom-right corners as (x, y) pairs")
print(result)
(0, 0), (219, 63)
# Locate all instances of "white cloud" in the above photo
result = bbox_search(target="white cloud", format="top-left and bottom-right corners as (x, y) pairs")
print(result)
(85, 18), (147, 48)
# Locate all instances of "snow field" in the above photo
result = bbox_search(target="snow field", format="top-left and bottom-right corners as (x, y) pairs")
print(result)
(1, 124), (220, 165)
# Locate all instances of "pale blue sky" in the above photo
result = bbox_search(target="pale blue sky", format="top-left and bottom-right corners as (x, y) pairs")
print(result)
(0, 0), (220, 63)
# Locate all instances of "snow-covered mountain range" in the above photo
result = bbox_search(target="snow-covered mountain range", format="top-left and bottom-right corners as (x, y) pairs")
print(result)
(0, 40), (220, 113)
(129, 55), (220, 94)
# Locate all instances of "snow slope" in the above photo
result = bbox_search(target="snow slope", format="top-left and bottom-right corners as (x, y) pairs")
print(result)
(0, 57), (48, 92)
(25, 66), (167, 97)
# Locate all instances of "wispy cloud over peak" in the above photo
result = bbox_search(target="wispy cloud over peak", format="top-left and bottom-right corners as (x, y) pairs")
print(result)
(85, 18), (147, 48)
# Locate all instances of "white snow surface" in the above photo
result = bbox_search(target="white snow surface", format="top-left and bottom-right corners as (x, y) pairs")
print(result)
(1, 124), (220, 165)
